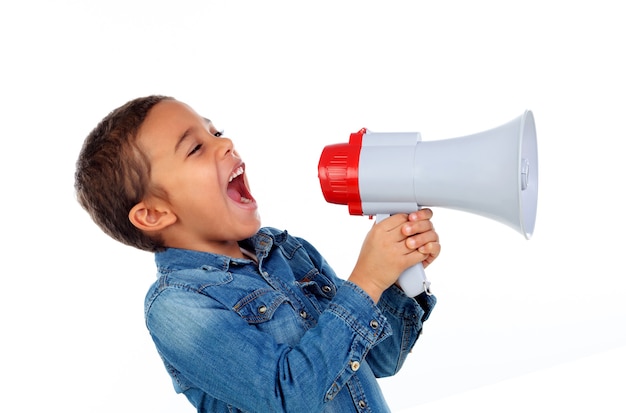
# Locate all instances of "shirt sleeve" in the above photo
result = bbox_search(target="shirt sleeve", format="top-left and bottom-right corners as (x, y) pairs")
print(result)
(297, 236), (437, 378)
(367, 286), (437, 377)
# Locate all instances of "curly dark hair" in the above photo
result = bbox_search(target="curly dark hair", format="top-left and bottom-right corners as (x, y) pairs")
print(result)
(74, 95), (174, 252)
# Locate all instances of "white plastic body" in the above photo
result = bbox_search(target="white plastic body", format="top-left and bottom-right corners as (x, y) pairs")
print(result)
(359, 132), (423, 214)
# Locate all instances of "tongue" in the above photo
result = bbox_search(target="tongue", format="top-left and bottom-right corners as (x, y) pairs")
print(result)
(227, 187), (243, 202)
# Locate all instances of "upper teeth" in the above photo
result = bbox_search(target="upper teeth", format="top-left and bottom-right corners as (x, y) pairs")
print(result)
(229, 166), (244, 182)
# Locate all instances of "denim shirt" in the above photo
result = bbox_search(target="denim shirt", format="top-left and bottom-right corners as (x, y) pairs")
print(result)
(145, 227), (436, 413)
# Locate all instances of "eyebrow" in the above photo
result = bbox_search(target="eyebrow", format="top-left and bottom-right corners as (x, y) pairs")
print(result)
(174, 127), (193, 154)
(174, 117), (213, 154)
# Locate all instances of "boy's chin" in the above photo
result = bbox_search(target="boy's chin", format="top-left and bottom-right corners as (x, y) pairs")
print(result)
(241, 216), (262, 238)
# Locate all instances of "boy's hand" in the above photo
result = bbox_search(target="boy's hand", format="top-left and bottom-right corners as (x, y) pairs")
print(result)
(348, 209), (440, 303)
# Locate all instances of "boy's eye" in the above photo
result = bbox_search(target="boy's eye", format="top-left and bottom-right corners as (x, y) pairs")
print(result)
(188, 144), (202, 156)
(214, 130), (224, 137)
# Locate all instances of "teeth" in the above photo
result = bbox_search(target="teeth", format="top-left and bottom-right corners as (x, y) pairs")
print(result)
(229, 166), (244, 183)
(240, 196), (252, 204)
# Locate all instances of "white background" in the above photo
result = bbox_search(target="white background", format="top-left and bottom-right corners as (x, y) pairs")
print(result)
(1, 1), (625, 412)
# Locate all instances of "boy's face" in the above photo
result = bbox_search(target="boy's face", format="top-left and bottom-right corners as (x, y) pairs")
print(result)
(135, 99), (261, 255)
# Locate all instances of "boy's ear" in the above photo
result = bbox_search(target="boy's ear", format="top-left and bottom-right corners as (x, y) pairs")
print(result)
(129, 200), (177, 232)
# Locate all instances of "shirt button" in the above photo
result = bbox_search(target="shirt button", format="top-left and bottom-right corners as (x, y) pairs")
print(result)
(358, 400), (367, 408)
(369, 320), (379, 329)
(299, 310), (308, 319)
(258, 305), (267, 314)
(322, 285), (332, 293)
(350, 361), (360, 371)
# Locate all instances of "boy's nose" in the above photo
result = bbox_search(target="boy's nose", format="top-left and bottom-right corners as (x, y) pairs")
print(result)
(215, 136), (237, 158)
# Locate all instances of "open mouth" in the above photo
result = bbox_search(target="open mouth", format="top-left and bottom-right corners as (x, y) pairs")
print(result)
(227, 165), (255, 204)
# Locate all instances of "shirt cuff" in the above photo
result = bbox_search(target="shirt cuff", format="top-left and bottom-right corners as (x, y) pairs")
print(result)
(327, 280), (391, 346)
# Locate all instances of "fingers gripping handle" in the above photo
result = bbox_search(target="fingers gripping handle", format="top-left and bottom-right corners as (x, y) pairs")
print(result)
(376, 214), (432, 297)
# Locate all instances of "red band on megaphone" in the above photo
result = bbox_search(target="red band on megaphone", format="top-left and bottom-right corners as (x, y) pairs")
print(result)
(317, 128), (366, 215)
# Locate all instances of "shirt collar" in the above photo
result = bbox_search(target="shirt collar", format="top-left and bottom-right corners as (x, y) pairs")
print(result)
(154, 228), (287, 273)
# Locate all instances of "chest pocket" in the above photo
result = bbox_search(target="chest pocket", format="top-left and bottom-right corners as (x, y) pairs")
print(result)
(232, 288), (304, 345)
(297, 271), (337, 314)
(232, 288), (289, 324)
(279, 241), (337, 309)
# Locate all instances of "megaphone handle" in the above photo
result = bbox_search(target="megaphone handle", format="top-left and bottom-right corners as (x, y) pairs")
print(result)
(376, 214), (432, 297)
(397, 262), (432, 297)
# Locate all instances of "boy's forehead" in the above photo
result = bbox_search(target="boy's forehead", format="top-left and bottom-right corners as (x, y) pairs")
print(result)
(148, 100), (212, 127)
(153, 99), (197, 118)
(137, 100), (212, 150)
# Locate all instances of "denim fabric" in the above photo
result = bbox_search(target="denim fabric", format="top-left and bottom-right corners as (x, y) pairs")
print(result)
(145, 227), (436, 413)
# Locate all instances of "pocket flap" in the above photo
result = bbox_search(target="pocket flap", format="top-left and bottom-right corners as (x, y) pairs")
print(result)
(233, 289), (289, 324)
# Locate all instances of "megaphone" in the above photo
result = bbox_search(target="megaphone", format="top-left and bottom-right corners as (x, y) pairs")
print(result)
(318, 111), (538, 297)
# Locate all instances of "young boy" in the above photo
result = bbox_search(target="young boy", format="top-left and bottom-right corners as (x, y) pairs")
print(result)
(75, 95), (441, 412)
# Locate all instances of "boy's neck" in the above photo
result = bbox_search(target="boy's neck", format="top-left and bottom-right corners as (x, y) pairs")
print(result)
(239, 246), (258, 263)
(165, 238), (247, 260)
